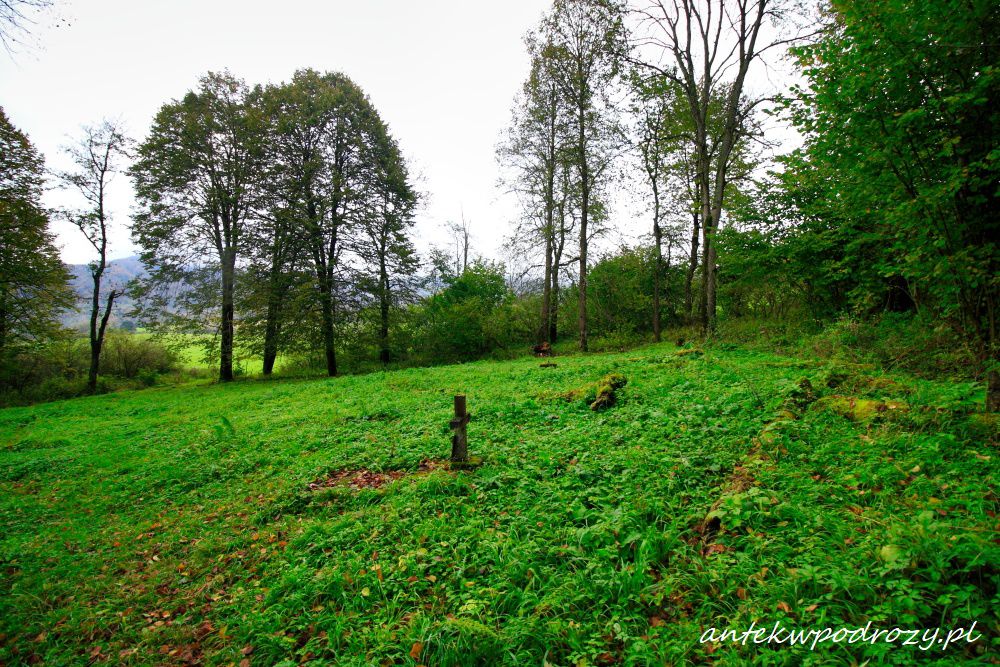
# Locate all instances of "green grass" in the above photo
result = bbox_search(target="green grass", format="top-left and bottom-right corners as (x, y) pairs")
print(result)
(134, 332), (280, 374)
(0, 343), (996, 665)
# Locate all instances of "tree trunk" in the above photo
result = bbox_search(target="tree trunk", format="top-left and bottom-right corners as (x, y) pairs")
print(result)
(652, 190), (663, 343)
(88, 289), (116, 391)
(704, 229), (718, 336)
(0, 289), (7, 355)
(550, 268), (560, 344)
(261, 255), (285, 376)
(539, 231), (553, 345)
(540, 84), (558, 346)
(261, 293), (281, 376)
(699, 214), (710, 333)
(87, 271), (103, 392)
(704, 202), (723, 336)
(262, 343), (278, 376)
(318, 270), (338, 377)
(698, 151), (714, 336)
(306, 188), (338, 377)
(988, 369), (1000, 413)
(462, 231), (469, 274)
(551, 200), (566, 344)
(379, 253), (391, 366)
(577, 102), (589, 353)
(685, 210), (700, 321)
(219, 256), (236, 382)
(578, 219), (588, 352)
(87, 205), (110, 393)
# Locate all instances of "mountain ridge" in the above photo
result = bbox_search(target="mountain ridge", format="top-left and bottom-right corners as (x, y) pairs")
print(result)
(62, 255), (145, 328)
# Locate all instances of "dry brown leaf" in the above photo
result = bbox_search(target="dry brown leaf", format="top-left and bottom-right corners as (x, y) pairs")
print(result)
(409, 642), (424, 659)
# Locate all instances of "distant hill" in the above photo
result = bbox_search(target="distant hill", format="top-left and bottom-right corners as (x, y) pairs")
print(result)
(62, 256), (146, 329)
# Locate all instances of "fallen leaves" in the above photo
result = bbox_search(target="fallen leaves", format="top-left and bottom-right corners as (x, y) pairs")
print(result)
(701, 543), (728, 557)
(308, 460), (447, 491)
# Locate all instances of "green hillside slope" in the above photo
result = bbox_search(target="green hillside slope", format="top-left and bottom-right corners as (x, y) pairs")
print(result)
(1, 344), (996, 665)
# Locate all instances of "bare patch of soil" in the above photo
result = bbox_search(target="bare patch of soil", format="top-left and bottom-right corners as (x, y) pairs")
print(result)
(308, 459), (446, 491)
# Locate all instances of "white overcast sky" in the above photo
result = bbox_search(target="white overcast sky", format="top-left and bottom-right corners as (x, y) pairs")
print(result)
(3, 0), (801, 269)
(1, 0), (558, 265)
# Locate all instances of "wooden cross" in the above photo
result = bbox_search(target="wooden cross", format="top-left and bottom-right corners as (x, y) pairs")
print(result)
(449, 394), (471, 464)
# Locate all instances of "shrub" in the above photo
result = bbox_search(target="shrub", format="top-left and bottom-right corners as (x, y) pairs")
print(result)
(100, 332), (178, 379)
(413, 262), (528, 364)
(801, 313), (975, 378)
(0, 331), (179, 405)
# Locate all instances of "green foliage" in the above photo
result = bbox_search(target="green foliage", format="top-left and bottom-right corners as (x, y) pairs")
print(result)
(99, 331), (178, 379)
(803, 313), (978, 378)
(131, 69), (422, 377)
(716, 227), (803, 319)
(0, 332), (180, 406)
(131, 71), (268, 382)
(586, 247), (653, 336)
(716, 312), (980, 381)
(0, 343), (995, 664)
(257, 69), (420, 374)
(558, 246), (686, 345)
(0, 107), (74, 366)
(782, 0), (1000, 364)
(414, 263), (531, 363)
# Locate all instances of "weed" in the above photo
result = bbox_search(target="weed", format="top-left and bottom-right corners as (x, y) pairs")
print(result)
(0, 342), (995, 665)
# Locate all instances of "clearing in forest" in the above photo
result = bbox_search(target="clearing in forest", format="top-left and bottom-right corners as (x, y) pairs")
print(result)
(0, 343), (996, 665)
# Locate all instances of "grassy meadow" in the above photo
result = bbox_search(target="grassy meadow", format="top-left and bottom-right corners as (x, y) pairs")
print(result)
(0, 342), (996, 665)
(136, 333), (281, 376)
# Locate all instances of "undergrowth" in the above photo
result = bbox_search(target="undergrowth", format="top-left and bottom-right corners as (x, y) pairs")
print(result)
(0, 342), (995, 665)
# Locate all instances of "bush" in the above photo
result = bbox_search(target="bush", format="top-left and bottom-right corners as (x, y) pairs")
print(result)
(715, 314), (820, 351)
(30, 375), (86, 402)
(413, 262), (531, 364)
(0, 331), (179, 405)
(137, 369), (159, 387)
(100, 332), (178, 379)
(709, 312), (978, 380)
(801, 313), (975, 378)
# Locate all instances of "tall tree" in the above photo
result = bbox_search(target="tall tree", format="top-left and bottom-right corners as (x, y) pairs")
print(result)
(445, 212), (472, 276)
(632, 0), (805, 334)
(356, 126), (419, 365)
(0, 106), (72, 363)
(131, 72), (266, 382)
(679, 141), (701, 320)
(630, 72), (686, 340)
(57, 120), (131, 392)
(263, 69), (382, 377)
(499, 34), (576, 345)
(244, 82), (329, 376)
(786, 0), (1000, 409)
(542, 0), (626, 351)
(238, 202), (311, 376)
